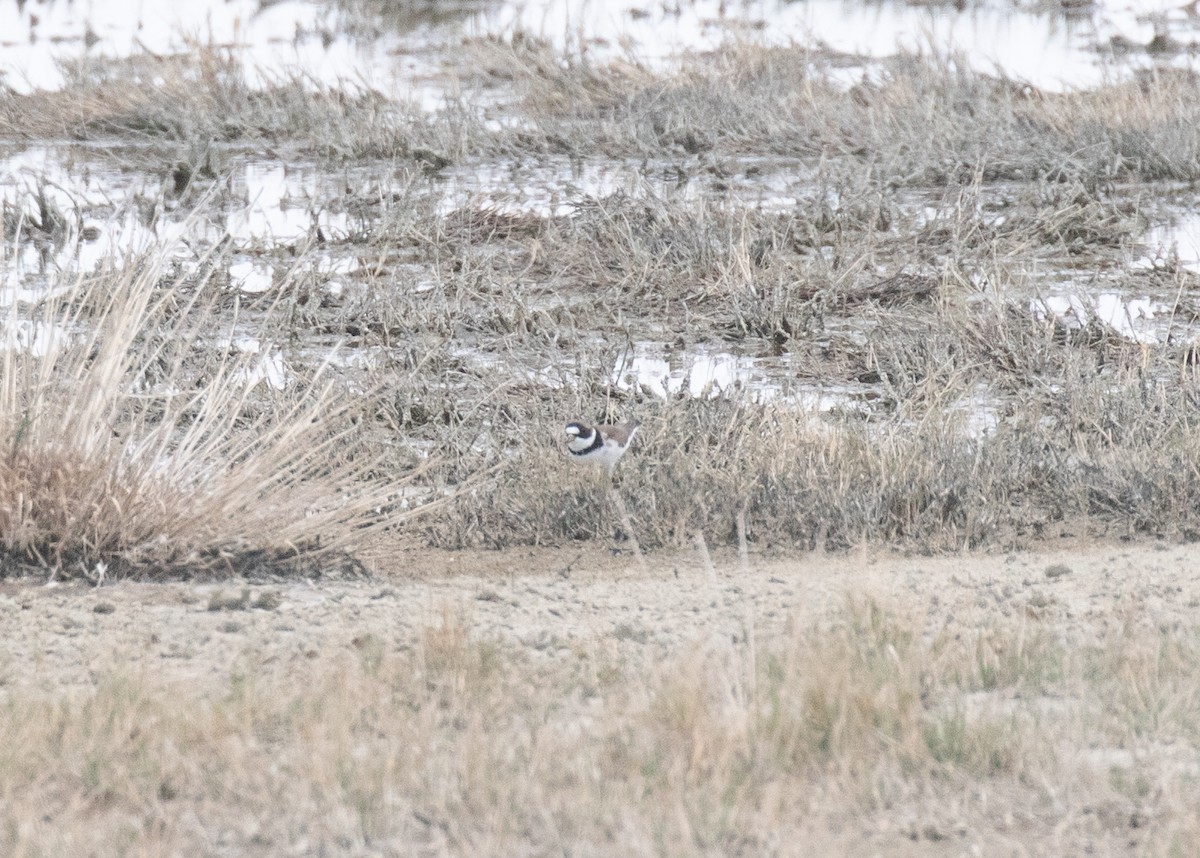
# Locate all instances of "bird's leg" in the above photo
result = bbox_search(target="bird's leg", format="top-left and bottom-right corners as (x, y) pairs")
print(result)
(609, 487), (647, 572)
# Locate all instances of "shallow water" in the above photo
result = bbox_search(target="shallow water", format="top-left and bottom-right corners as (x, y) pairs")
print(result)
(2, 0), (1197, 98)
(1140, 210), (1200, 273)
(614, 341), (881, 415)
(0, 144), (376, 291)
(439, 154), (814, 217)
(0, 318), (72, 357)
(1030, 292), (1161, 344)
(0, 0), (410, 95)
(482, 0), (1163, 90)
(0, 144), (816, 294)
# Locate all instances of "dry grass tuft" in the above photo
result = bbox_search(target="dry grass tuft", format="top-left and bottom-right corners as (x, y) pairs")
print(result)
(469, 37), (1200, 183)
(0, 244), (405, 579)
(0, 48), (485, 163)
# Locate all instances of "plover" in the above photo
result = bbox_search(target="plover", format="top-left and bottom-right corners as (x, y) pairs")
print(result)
(564, 420), (640, 476)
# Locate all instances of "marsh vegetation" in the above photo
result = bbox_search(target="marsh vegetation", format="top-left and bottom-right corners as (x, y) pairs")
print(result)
(8, 25), (1200, 569)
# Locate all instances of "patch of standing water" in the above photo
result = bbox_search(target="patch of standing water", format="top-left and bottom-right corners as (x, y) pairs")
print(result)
(236, 352), (292, 392)
(0, 144), (173, 283)
(2, 0), (1197, 102)
(440, 155), (815, 217)
(614, 344), (1004, 437)
(215, 334), (293, 391)
(1030, 293), (1162, 345)
(1137, 211), (1200, 273)
(229, 260), (276, 294)
(0, 319), (73, 357)
(614, 342), (879, 415)
(224, 162), (350, 246)
(0, 0), (411, 96)
(442, 158), (643, 218)
(0, 146), (367, 296)
(473, 0), (1197, 92)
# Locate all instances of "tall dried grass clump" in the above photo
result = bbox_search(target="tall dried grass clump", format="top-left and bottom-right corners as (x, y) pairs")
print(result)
(0, 47), (487, 163)
(476, 36), (1200, 184)
(0, 246), (397, 579)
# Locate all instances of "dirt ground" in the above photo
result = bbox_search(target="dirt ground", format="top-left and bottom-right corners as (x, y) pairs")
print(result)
(2, 536), (1194, 701)
(5, 536), (1200, 856)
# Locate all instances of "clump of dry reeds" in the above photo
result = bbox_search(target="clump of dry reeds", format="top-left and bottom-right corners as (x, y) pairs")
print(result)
(471, 36), (1200, 183)
(0, 242), (405, 579)
(0, 47), (486, 163)
(10, 37), (1200, 186)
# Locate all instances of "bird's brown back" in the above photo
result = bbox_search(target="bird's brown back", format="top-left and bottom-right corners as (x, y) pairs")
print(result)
(599, 421), (638, 445)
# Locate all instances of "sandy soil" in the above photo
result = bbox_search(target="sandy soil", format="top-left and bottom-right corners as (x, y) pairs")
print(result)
(5, 537), (1200, 854)
(2, 537), (1196, 699)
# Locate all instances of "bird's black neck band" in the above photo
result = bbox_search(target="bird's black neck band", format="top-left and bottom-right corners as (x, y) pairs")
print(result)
(570, 432), (604, 456)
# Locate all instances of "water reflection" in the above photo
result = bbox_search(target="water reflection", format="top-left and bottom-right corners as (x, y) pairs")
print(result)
(226, 163), (349, 244)
(0, 0), (471, 97)
(0, 146), (364, 294)
(1, 0), (1196, 98)
(614, 342), (879, 414)
(439, 154), (809, 217)
(0, 318), (72, 357)
(1139, 210), (1200, 273)
(1031, 292), (1160, 344)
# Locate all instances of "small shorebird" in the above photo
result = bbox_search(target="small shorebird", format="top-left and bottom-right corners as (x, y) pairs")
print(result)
(564, 420), (640, 476)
